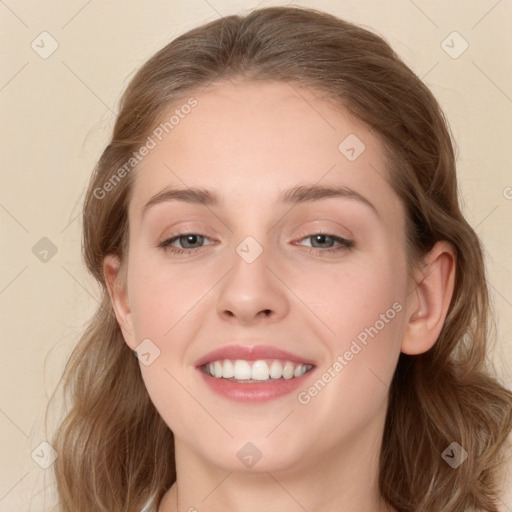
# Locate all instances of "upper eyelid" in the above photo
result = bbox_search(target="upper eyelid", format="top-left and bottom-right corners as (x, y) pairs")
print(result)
(161, 218), (352, 239)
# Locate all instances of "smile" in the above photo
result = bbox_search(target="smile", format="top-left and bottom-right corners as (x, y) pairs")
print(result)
(196, 344), (317, 402)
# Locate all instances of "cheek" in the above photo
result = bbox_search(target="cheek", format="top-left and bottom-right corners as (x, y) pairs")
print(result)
(127, 236), (408, 355)
(293, 265), (405, 451)
(309, 249), (406, 341)
(126, 252), (206, 340)
(313, 249), (407, 393)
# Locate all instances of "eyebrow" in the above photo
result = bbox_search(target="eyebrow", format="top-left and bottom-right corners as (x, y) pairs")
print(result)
(141, 184), (379, 218)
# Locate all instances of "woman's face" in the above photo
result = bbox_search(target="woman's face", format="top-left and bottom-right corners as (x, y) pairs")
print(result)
(110, 79), (413, 474)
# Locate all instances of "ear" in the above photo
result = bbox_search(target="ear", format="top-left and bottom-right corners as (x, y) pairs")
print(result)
(103, 254), (136, 350)
(401, 240), (457, 355)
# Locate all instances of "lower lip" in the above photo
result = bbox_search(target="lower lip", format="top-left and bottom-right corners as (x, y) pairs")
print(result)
(198, 368), (315, 403)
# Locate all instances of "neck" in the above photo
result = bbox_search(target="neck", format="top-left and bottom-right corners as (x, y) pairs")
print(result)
(158, 416), (394, 512)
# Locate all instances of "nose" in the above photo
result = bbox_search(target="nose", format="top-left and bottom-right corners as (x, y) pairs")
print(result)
(215, 240), (290, 326)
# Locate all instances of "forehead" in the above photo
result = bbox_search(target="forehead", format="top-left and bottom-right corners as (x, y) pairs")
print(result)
(128, 79), (400, 221)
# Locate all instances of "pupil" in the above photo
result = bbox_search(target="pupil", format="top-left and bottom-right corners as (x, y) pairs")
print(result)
(184, 234), (200, 248)
(314, 234), (331, 247)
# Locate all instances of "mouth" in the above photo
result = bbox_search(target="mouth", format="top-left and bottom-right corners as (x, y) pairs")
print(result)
(195, 344), (316, 402)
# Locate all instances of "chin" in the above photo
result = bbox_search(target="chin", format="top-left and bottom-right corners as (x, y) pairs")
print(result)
(193, 435), (309, 475)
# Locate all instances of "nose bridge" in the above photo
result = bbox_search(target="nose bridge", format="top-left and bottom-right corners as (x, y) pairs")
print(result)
(235, 234), (266, 266)
(229, 231), (274, 296)
(226, 198), (276, 266)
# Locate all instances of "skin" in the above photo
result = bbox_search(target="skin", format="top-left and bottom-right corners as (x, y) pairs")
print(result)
(104, 79), (456, 512)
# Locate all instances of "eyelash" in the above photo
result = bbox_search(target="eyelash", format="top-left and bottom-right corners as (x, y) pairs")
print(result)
(158, 231), (354, 256)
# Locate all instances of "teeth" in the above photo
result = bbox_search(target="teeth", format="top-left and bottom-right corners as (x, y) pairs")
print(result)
(223, 359), (234, 378)
(269, 360), (283, 379)
(251, 360), (270, 381)
(233, 360), (251, 380)
(283, 362), (295, 379)
(214, 361), (223, 378)
(204, 359), (313, 381)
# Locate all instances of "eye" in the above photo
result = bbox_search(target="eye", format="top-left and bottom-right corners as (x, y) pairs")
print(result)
(158, 233), (215, 255)
(294, 233), (354, 255)
(158, 231), (354, 257)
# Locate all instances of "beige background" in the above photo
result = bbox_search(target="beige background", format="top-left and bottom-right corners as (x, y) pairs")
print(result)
(1, 0), (511, 510)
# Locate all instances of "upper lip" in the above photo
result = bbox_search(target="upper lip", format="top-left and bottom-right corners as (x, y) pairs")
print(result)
(195, 344), (317, 367)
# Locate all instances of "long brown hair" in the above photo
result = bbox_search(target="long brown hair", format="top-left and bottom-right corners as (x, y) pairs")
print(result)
(47, 6), (512, 511)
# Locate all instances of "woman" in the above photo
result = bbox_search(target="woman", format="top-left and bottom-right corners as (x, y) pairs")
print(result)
(48, 6), (512, 511)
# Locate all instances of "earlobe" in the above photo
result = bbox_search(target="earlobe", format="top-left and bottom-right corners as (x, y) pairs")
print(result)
(401, 241), (457, 355)
(103, 254), (136, 349)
